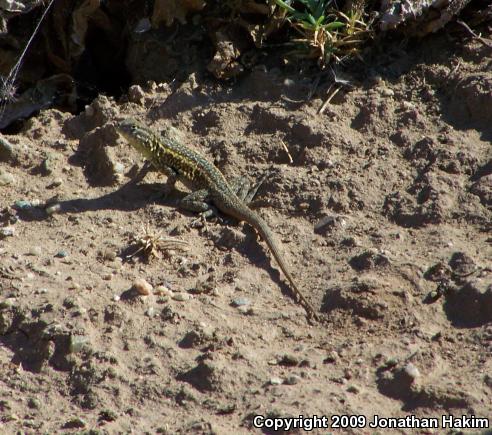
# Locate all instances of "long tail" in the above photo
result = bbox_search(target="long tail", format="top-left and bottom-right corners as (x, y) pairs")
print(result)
(225, 201), (319, 321)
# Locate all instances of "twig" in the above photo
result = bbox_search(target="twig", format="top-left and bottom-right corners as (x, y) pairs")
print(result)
(279, 139), (293, 164)
(456, 19), (492, 49)
(318, 85), (341, 114)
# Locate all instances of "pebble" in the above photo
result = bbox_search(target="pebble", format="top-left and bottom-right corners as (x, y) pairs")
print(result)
(28, 246), (42, 256)
(172, 292), (191, 301)
(55, 250), (68, 258)
(128, 85), (145, 104)
(45, 203), (61, 215)
(51, 178), (63, 187)
(112, 162), (125, 174)
(13, 200), (32, 210)
(380, 87), (395, 97)
(404, 363), (420, 380)
(113, 294), (121, 302)
(269, 377), (283, 385)
(0, 169), (14, 186)
(0, 226), (15, 238)
(133, 278), (153, 295)
(155, 285), (173, 297)
(231, 297), (250, 307)
(284, 375), (301, 385)
(145, 307), (155, 317)
(401, 101), (415, 110)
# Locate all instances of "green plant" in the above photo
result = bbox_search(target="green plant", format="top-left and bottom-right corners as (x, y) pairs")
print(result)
(273, 0), (371, 64)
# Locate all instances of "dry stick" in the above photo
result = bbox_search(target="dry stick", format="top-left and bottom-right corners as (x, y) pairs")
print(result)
(318, 85), (341, 114)
(456, 19), (492, 49)
(279, 139), (293, 164)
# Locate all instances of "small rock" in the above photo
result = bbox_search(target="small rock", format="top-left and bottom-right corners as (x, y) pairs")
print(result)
(113, 294), (121, 302)
(0, 226), (15, 238)
(145, 306), (155, 317)
(284, 375), (301, 385)
(0, 169), (14, 186)
(155, 285), (173, 297)
(448, 252), (476, 276)
(55, 250), (68, 258)
(45, 203), (61, 215)
(403, 363), (420, 380)
(28, 246), (42, 256)
(401, 101), (415, 110)
(173, 292), (191, 301)
(128, 85), (145, 104)
(51, 178), (63, 187)
(13, 200), (33, 210)
(314, 215), (337, 233)
(134, 278), (153, 295)
(269, 377), (283, 385)
(63, 417), (86, 429)
(231, 297), (250, 307)
(112, 162), (125, 174)
(314, 214), (346, 234)
(380, 87), (394, 97)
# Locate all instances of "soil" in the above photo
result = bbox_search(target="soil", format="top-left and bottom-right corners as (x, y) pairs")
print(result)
(1, 33), (491, 434)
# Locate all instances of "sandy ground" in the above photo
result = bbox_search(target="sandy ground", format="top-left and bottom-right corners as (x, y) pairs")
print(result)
(1, 33), (491, 434)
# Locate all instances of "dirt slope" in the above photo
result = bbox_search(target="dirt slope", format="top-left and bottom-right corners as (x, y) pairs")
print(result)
(0, 34), (491, 434)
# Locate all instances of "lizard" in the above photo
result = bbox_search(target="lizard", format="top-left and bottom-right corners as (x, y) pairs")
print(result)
(115, 118), (319, 321)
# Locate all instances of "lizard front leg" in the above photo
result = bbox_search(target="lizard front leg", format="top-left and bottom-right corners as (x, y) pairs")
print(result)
(180, 188), (219, 225)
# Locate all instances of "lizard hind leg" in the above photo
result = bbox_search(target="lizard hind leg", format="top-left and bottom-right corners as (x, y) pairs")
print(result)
(229, 172), (268, 205)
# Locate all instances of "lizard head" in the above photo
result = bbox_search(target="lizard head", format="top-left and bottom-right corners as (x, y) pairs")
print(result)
(116, 118), (156, 157)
